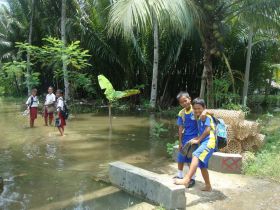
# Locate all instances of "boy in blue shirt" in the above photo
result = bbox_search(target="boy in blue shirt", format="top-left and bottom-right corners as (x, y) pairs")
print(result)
(175, 98), (216, 192)
(175, 92), (207, 188)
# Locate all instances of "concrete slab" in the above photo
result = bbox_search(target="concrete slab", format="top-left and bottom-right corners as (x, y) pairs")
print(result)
(173, 145), (242, 174)
(109, 161), (186, 210)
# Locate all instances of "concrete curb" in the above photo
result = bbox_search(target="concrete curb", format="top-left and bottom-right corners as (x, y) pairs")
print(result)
(109, 161), (186, 210)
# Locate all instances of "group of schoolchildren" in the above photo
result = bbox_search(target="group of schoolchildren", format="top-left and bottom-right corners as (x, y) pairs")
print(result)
(174, 92), (216, 192)
(26, 87), (66, 136)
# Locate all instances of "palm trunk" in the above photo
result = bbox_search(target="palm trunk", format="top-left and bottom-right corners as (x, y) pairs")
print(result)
(203, 44), (214, 108)
(61, 0), (70, 101)
(108, 103), (112, 131)
(242, 26), (253, 106)
(26, 0), (34, 95)
(199, 66), (207, 98)
(264, 69), (273, 103)
(150, 16), (159, 109)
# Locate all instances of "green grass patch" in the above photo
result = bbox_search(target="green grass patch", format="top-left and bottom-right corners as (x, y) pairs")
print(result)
(244, 114), (280, 182)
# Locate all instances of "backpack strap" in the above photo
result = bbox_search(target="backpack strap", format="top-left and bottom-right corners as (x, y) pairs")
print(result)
(178, 108), (186, 124)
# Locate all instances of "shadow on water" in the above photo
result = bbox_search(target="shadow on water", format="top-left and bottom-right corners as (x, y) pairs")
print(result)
(0, 100), (175, 209)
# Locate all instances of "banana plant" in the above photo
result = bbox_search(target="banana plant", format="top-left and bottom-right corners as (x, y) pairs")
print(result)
(98, 75), (140, 129)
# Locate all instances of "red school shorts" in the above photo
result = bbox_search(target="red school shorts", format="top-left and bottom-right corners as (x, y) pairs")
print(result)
(44, 107), (54, 119)
(30, 107), (38, 120)
(58, 112), (66, 128)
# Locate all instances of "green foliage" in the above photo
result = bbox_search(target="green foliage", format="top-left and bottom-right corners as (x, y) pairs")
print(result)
(244, 113), (280, 182)
(98, 75), (140, 103)
(166, 140), (179, 157)
(222, 103), (251, 115)
(249, 95), (280, 106)
(0, 60), (40, 95)
(152, 122), (168, 137)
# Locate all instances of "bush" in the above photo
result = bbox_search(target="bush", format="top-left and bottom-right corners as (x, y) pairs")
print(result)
(243, 114), (280, 182)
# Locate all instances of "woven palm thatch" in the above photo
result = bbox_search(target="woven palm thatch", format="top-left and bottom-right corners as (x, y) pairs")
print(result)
(226, 140), (242, 154)
(226, 125), (235, 142)
(208, 109), (245, 126)
(235, 121), (260, 140)
(241, 137), (255, 151)
(254, 134), (265, 148)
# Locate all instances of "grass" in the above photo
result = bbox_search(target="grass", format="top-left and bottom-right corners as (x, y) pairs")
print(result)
(243, 113), (280, 182)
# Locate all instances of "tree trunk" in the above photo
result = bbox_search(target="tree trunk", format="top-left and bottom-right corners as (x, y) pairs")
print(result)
(199, 66), (207, 99)
(264, 69), (273, 103)
(61, 0), (70, 101)
(108, 103), (112, 131)
(150, 16), (159, 109)
(242, 26), (253, 106)
(203, 44), (214, 108)
(26, 0), (34, 95)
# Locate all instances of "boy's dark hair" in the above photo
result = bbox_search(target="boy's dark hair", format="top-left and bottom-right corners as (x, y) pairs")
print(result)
(31, 88), (37, 92)
(176, 91), (190, 101)
(56, 89), (64, 95)
(192, 98), (206, 108)
(48, 86), (54, 90)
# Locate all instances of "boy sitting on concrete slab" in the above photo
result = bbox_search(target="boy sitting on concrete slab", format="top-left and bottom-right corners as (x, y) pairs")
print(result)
(174, 98), (216, 192)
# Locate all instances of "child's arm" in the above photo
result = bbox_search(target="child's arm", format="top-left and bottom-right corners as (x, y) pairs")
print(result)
(191, 127), (210, 144)
(26, 97), (30, 109)
(200, 109), (214, 121)
(178, 126), (184, 150)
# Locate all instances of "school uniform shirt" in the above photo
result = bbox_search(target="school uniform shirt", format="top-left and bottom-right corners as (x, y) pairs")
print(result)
(26, 96), (39, 108)
(177, 107), (198, 142)
(56, 97), (64, 111)
(197, 115), (216, 149)
(44, 93), (56, 106)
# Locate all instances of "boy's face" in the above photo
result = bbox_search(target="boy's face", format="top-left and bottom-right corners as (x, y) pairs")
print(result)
(48, 88), (53, 94)
(193, 103), (205, 117)
(56, 92), (61, 98)
(179, 96), (191, 109)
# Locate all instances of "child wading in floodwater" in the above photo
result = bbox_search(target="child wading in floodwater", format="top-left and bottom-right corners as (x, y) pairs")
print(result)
(55, 89), (66, 136)
(26, 88), (39, 128)
(175, 98), (216, 192)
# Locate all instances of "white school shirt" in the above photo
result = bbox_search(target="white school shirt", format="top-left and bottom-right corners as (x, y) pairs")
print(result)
(56, 97), (64, 111)
(26, 96), (39, 108)
(44, 93), (56, 106)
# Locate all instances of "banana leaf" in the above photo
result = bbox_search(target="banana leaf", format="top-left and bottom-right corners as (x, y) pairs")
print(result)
(98, 74), (140, 102)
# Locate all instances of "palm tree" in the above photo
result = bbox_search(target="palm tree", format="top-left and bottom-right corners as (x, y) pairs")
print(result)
(108, 0), (196, 108)
(61, 0), (70, 100)
(239, 0), (280, 106)
(26, 0), (34, 95)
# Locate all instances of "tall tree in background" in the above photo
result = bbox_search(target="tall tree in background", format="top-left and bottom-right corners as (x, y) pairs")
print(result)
(108, 0), (196, 108)
(240, 0), (280, 106)
(61, 0), (70, 100)
(26, 0), (34, 95)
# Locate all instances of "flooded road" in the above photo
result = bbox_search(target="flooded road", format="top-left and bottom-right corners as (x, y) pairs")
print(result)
(0, 99), (175, 210)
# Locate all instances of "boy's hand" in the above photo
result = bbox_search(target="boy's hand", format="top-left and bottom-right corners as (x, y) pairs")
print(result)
(179, 142), (183, 150)
(191, 138), (200, 145)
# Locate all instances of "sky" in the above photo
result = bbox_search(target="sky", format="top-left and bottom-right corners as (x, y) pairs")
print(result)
(0, 0), (7, 6)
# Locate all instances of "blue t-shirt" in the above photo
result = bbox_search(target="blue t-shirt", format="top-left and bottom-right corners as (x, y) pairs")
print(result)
(177, 108), (198, 141)
(197, 115), (216, 148)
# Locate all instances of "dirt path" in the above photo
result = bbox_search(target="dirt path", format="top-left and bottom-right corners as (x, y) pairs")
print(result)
(127, 162), (280, 210)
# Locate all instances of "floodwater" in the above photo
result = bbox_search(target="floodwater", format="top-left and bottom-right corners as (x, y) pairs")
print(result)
(0, 99), (175, 210)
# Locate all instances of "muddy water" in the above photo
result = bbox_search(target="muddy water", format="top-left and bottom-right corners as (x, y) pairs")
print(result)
(0, 99), (175, 210)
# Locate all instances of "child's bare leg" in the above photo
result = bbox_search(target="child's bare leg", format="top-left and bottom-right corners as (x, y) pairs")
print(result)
(58, 127), (64, 136)
(200, 168), (212, 191)
(49, 114), (53, 125)
(30, 119), (34, 128)
(44, 116), (48, 126)
(175, 156), (199, 186)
